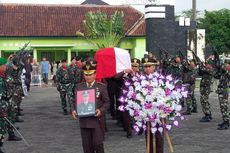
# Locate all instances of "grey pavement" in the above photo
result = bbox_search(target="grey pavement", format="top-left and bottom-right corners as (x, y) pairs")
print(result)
(2, 86), (230, 153)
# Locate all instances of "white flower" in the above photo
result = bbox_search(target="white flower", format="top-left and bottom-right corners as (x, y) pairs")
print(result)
(175, 105), (182, 111)
(158, 127), (163, 133)
(166, 81), (174, 90)
(166, 75), (173, 81)
(173, 120), (179, 126)
(151, 127), (157, 133)
(141, 80), (149, 87)
(166, 125), (172, 130)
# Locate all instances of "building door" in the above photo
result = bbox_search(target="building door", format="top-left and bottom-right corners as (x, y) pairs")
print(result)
(41, 51), (55, 62)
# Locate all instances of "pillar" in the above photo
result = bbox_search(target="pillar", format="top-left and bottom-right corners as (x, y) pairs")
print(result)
(67, 49), (71, 64)
(33, 49), (37, 60)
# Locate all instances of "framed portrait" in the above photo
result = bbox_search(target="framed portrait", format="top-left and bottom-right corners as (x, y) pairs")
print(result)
(75, 89), (96, 117)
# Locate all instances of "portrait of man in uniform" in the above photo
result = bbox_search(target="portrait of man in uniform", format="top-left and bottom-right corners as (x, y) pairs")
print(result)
(76, 89), (96, 117)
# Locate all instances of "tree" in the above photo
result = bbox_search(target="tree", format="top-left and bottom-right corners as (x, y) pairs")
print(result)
(181, 9), (200, 19)
(198, 9), (230, 54)
(76, 11), (124, 49)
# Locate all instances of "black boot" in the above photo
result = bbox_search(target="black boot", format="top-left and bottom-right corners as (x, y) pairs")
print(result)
(126, 125), (132, 138)
(191, 106), (198, 113)
(15, 116), (24, 122)
(17, 107), (24, 116)
(17, 111), (24, 116)
(200, 114), (212, 122)
(217, 121), (229, 130)
(8, 132), (22, 141)
(63, 109), (68, 115)
(182, 110), (192, 115)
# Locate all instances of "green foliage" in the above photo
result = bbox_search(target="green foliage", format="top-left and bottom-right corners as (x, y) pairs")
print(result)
(198, 9), (230, 54)
(80, 11), (124, 49)
(181, 9), (201, 19)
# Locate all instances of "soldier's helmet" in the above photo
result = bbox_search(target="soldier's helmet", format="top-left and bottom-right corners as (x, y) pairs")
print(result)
(131, 58), (141, 67)
(141, 57), (159, 67)
(82, 63), (96, 75)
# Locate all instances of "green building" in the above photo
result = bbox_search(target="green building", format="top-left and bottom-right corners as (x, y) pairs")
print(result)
(0, 3), (146, 63)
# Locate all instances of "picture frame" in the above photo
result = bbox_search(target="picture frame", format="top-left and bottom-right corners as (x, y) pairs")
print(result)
(75, 88), (96, 117)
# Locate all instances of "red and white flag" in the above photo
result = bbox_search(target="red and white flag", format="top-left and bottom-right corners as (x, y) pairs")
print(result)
(95, 47), (131, 79)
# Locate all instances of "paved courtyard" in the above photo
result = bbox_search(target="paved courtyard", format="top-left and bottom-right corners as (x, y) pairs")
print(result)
(2, 86), (230, 153)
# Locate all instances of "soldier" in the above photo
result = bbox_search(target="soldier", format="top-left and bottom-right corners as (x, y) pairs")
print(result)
(56, 59), (73, 115)
(169, 56), (183, 79)
(123, 58), (141, 138)
(6, 57), (23, 141)
(68, 57), (82, 105)
(71, 63), (110, 153)
(141, 57), (163, 153)
(199, 60), (214, 122)
(0, 57), (9, 153)
(182, 59), (198, 115)
(215, 61), (230, 130)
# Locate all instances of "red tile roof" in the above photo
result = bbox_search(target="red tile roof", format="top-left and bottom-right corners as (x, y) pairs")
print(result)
(0, 4), (145, 37)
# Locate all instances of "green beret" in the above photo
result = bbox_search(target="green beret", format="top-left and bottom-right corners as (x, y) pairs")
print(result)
(0, 57), (7, 66)
(207, 60), (214, 65)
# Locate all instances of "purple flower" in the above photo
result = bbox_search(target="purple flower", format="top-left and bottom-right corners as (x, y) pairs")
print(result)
(131, 93), (137, 100)
(165, 88), (172, 96)
(125, 81), (131, 86)
(133, 125), (140, 132)
(144, 103), (152, 109)
(118, 105), (125, 112)
(149, 114), (156, 122)
(118, 96), (125, 103)
(134, 109), (140, 117)
(164, 107), (173, 113)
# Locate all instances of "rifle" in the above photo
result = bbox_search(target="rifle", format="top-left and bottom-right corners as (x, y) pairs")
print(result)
(214, 50), (223, 77)
(178, 50), (188, 66)
(191, 51), (202, 67)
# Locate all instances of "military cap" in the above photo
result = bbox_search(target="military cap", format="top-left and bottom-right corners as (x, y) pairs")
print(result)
(0, 57), (7, 66)
(86, 58), (97, 67)
(82, 63), (96, 75)
(131, 58), (141, 67)
(141, 57), (159, 66)
(82, 90), (89, 97)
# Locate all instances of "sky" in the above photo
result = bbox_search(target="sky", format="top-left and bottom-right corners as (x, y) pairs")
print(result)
(0, 0), (229, 15)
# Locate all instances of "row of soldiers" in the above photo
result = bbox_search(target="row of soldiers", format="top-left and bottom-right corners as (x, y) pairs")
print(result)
(0, 48), (31, 153)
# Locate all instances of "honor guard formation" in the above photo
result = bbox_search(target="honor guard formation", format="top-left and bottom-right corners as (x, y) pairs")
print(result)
(0, 48), (230, 153)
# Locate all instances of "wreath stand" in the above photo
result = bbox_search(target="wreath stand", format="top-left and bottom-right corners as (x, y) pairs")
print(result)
(146, 120), (174, 153)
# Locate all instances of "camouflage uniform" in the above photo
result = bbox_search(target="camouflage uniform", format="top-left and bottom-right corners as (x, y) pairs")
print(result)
(11, 68), (24, 120)
(215, 66), (230, 130)
(182, 65), (197, 114)
(5, 63), (23, 141)
(199, 64), (213, 121)
(169, 62), (182, 79)
(56, 66), (73, 114)
(0, 74), (9, 151)
(68, 64), (82, 103)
